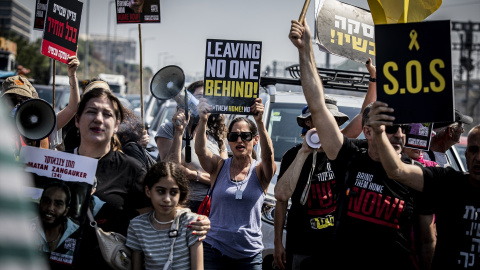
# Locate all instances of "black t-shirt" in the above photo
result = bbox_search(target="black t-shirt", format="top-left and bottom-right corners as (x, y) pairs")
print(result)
(65, 149), (149, 212)
(422, 167), (479, 269)
(331, 137), (418, 269)
(278, 139), (367, 258)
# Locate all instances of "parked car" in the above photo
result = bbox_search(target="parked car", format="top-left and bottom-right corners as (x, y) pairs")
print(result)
(453, 136), (468, 171)
(34, 84), (71, 113)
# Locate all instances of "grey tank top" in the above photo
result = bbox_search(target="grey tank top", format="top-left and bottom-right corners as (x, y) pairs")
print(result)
(205, 157), (265, 259)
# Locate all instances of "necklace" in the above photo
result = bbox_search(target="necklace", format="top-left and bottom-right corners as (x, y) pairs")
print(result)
(152, 211), (174, 225)
(46, 230), (61, 244)
(232, 159), (251, 200)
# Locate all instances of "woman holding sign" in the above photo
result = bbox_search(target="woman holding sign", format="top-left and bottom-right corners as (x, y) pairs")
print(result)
(195, 97), (276, 269)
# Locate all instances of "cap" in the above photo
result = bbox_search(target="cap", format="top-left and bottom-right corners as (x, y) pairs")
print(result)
(84, 80), (111, 93)
(297, 95), (349, 129)
(1, 75), (38, 98)
(434, 109), (473, 129)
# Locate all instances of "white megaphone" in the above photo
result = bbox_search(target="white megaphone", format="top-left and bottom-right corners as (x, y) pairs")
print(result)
(14, 98), (56, 141)
(150, 65), (199, 116)
(305, 128), (321, 149)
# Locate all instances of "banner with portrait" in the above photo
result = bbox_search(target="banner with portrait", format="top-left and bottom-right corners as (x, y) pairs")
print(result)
(115, 0), (161, 24)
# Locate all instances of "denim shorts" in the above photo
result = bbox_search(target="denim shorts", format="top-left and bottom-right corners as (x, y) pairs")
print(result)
(203, 241), (262, 270)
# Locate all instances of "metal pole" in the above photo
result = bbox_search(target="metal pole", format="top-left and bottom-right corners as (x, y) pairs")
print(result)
(84, 0), (90, 80)
(52, 60), (56, 109)
(138, 24), (144, 130)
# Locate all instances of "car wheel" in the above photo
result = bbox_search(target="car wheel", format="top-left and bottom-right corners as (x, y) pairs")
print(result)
(262, 254), (276, 270)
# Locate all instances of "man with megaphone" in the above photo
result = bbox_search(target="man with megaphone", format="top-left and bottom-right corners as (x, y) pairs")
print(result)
(1, 56), (80, 154)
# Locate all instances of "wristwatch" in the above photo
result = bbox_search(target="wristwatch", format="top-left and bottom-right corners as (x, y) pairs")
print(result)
(369, 77), (376, 82)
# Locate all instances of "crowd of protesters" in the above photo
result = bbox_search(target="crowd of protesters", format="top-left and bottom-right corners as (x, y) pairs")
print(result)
(0, 17), (479, 270)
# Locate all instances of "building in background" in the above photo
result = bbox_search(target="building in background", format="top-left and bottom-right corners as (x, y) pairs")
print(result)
(0, 0), (31, 40)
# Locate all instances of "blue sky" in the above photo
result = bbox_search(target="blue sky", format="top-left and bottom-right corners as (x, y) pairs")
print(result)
(18, 0), (480, 79)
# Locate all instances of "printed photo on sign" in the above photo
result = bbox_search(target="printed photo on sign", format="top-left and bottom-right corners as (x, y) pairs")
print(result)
(40, 0), (83, 64)
(315, 0), (375, 64)
(115, 0), (161, 24)
(34, 0), (48, 30)
(375, 20), (454, 124)
(404, 122), (433, 150)
(204, 39), (262, 115)
(20, 147), (97, 267)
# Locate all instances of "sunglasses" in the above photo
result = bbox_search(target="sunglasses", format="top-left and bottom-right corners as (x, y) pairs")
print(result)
(385, 125), (412, 134)
(227, 132), (254, 142)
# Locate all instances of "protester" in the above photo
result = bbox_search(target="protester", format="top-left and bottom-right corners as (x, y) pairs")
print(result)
(273, 58), (376, 270)
(195, 97), (275, 269)
(423, 110), (473, 167)
(32, 181), (80, 270)
(117, 107), (155, 170)
(126, 162), (203, 270)
(404, 147), (438, 167)
(368, 100), (480, 269)
(288, 19), (423, 269)
(156, 80), (228, 213)
(0, 105), (49, 270)
(1, 56), (80, 150)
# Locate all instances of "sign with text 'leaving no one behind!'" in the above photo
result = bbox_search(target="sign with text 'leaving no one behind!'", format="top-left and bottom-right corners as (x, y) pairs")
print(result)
(375, 20), (454, 124)
(204, 39), (262, 115)
(40, 0), (82, 64)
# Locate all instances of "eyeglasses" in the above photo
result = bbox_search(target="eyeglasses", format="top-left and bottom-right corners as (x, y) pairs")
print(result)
(385, 125), (411, 134)
(227, 132), (254, 142)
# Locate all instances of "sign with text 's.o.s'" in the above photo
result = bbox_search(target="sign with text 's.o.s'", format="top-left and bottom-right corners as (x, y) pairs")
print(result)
(375, 20), (454, 124)
(40, 0), (82, 64)
(115, 0), (161, 24)
(204, 39), (262, 115)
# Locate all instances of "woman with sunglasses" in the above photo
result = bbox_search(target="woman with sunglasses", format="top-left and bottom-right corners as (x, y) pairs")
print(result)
(195, 97), (276, 269)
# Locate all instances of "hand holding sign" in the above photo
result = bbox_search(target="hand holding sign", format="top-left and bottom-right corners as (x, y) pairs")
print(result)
(197, 98), (212, 122)
(289, 20), (311, 50)
(251, 98), (264, 124)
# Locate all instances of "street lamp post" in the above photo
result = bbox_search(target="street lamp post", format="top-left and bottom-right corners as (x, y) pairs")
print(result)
(157, 52), (168, 71)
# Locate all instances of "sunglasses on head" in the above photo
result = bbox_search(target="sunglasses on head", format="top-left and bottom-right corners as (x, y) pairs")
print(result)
(227, 132), (254, 142)
(385, 124), (411, 134)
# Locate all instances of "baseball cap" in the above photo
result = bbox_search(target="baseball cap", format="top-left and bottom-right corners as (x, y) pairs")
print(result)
(1, 75), (38, 98)
(433, 109), (473, 129)
(297, 95), (349, 129)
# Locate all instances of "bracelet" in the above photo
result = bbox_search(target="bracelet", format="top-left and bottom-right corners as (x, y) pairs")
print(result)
(369, 77), (376, 82)
(196, 171), (201, 182)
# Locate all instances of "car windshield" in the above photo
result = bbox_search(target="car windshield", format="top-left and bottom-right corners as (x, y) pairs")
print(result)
(266, 102), (362, 161)
(36, 87), (62, 107)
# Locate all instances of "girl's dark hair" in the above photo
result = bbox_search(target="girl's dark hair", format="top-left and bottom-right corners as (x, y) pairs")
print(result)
(143, 162), (189, 206)
(207, 113), (227, 150)
(76, 88), (125, 151)
(187, 80), (204, 93)
(228, 117), (258, 160)
(42, 181), (72, 206)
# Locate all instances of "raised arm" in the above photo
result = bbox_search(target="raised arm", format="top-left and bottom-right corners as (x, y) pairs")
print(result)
(273, 200), (288, 270)
(368, 101), (424, 191)
(195, 98), (222, 176)
(341, 58), (377, 138)
(252, 98), (276, 191)
(56, 55), (80, 129)
(165, 109), (187, 164)
(289, 20), (343, 159)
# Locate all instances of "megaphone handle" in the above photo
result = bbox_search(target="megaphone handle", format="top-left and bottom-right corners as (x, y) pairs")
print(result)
(185, 145), (191, 163)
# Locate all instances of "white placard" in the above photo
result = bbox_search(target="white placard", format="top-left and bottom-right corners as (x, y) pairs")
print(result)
(19, 146), (97, 185)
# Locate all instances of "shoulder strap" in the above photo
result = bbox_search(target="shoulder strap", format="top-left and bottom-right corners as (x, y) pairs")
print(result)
(163, 209), (191, 270)
(426, 149), (436, 162)
(208, 158), (226, 196)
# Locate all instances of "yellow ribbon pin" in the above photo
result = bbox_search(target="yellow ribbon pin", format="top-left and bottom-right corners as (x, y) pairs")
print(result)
(409, 30), (420, 51)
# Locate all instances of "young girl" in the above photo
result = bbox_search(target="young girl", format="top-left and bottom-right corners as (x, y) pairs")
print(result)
(126, 162), (203, 270)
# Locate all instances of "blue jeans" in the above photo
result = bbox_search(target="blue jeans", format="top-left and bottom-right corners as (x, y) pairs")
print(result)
(203, 242), (262, 270)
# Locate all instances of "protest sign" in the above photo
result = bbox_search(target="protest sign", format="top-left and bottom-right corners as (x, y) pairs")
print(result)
(315, 0), (375, 64)
(40, 0), (82, 64)
(404, 123), (433, 150)
(204, 39), (262, 115)
(115, 0), (161, 24)
(375, 20), (454, 124)
(19, 146), (97, 185)
(34, 0), (48, 30)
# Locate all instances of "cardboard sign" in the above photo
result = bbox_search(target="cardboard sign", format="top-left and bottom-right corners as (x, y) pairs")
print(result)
(115, 0), (161, 24)
(404, 123), (433, 150)
(19, 146), (97, 185)
(315, 0), (376, 64)
(34, 0), (48, 30)
(204, 39), (262, 115)
(375, 20), (454, 124)
(40, 0), (83, 64)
